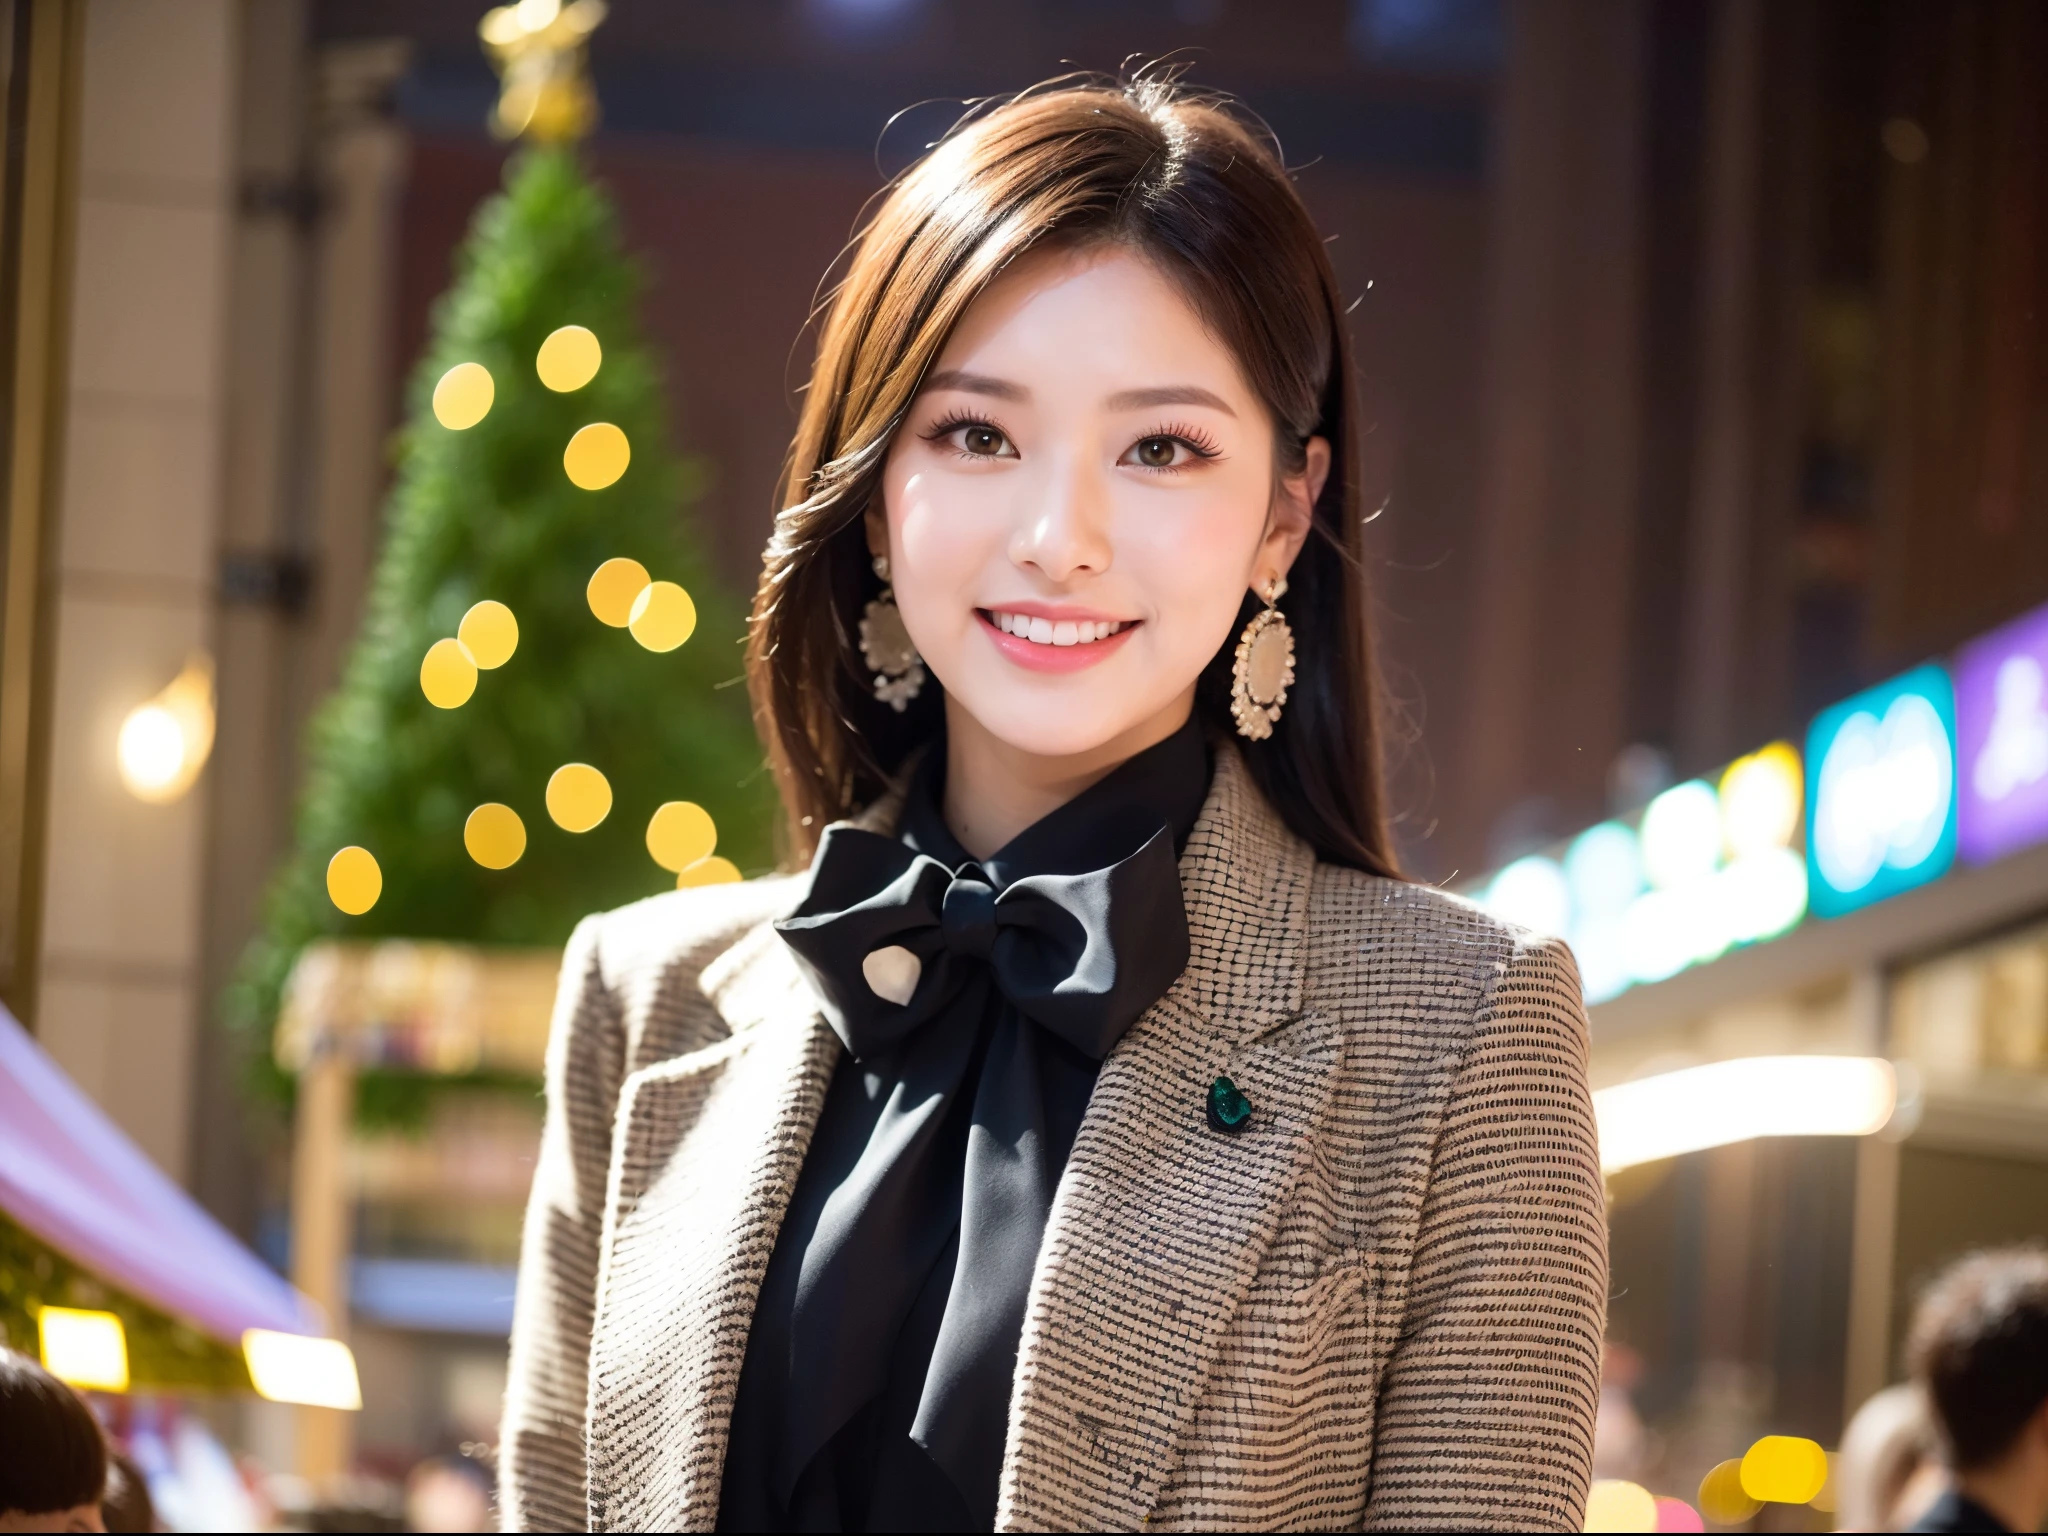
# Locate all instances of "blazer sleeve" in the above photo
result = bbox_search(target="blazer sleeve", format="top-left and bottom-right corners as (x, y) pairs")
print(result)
(499, 915), (627, 1533)
(1361, 933), (1608, 1532)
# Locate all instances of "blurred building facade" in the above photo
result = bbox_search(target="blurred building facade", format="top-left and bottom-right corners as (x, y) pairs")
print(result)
(0, 0), (2041, 1491)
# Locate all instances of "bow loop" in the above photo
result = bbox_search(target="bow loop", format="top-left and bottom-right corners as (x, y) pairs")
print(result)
(777, 820), (1189, 1065)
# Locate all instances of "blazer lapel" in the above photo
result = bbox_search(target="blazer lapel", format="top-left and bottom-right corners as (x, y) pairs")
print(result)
(585, 928), (839, 1532)
(1000, 750), (1337, 1531)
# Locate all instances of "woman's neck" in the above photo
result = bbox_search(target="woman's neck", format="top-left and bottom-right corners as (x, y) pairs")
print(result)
(940, 689), (1196, 859)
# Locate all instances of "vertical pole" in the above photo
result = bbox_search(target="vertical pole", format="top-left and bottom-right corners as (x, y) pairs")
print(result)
(1842, 1133), (1902, 1422)
(1842, 964), (1901, 1423)
(291, 1036), (354, 1484)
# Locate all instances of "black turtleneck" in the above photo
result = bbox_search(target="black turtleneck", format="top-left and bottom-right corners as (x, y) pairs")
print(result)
(717, 717), (1210, 1532)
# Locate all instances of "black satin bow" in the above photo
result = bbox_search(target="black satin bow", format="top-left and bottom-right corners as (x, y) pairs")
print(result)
(727, 722), (1206, 1533)
(778, 822), (1188, 1064)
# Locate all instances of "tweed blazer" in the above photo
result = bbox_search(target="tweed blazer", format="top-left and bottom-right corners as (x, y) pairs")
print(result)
(499, 746), (1608, 1532)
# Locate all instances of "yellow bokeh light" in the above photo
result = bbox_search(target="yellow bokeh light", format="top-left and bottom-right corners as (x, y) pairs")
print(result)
(1581, 1480), (1656, 1533)
(458, 600), (519, 669)
(432, 361), (495, 430)
(464, 803), (527, 869)
(629, 580), (697, 652)
(116, 656), (215, 804)
(547, 763), (612, 832)
(326, 846), (382, 915)
(536, 325), (602, 391)
(1720, 741), (1803, 860)
(420, 637), (479, 708)
(678, 855), (742, 888)
(242, 1330), (362, 1410)
(1697, 1458), (1761, 1525)
(564, 422), (630, 489)
(1740, 1435), (1828, 1504)
(647, 801), (717, 872)
(587, 557), (651, 627)
(39, 1307), (129, 1392)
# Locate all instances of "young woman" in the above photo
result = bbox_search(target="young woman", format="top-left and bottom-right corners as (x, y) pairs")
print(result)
(501, 78), (1606, 1533)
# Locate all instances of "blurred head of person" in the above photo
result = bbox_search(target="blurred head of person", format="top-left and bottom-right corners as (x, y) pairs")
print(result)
(0, 1349), (107, 1533)
(95, 1452), (150, 1536)
(404, 1453), (491, 1533)
(749, 72), (1398, 873)
(1836, 1382), (1943, 1531)
(1907, 1246), (2048, 1533)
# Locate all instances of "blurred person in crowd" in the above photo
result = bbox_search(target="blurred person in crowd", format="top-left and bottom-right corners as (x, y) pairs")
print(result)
(1593, 1341), (1652, 1484)
(0, 1349), (106, 1533)
(501, 70), (1606, 1533)
(95, 1452), (150, 1536)
(1905, 1247), (2048, 1533)
(404, 1454), (491, 1533)
(1838, 1382), (1944, 1531)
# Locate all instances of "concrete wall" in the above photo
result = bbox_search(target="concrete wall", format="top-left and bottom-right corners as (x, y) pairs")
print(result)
(36, 0), (239, 1184)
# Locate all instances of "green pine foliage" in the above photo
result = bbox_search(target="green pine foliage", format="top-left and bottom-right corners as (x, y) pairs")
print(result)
(228, 148), (772, 1105)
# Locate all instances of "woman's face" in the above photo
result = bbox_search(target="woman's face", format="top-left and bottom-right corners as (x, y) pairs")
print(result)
(877, 244), (1326, 765)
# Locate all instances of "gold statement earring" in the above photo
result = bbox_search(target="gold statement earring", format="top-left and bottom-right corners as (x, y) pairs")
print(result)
(1231, 575), (1295, 741)
(859, 554), (926, 712)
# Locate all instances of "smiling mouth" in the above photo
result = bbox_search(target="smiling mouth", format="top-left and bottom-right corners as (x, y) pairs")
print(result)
(981, 610), (1131, 647)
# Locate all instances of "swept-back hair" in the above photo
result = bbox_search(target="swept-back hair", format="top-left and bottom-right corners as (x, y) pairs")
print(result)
(747, 74), (1401, 877)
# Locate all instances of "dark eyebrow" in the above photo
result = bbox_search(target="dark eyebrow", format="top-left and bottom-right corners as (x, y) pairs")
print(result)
(1105, 385), (1237, 416)
(923, 369), (1028, 402)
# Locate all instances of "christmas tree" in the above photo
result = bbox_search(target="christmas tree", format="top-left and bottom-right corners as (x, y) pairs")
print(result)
(228, 143), (772, 1099)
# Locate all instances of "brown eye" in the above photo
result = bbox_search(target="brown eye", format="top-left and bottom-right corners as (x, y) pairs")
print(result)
(1133, 436), (1179, 468)
(960, 425), (1007, 456)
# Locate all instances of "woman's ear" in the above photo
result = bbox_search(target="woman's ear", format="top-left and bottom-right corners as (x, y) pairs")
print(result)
(1258, 435), (1328, 586)
(863, 503), (889, 563)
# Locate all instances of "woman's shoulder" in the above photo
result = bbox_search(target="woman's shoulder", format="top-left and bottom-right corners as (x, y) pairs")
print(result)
(559, 871), (808, 1037)
(1303, 860), (1584, 1029)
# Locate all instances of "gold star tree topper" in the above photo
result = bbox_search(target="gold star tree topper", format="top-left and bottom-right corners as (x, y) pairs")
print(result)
(480, 0), (608, 143)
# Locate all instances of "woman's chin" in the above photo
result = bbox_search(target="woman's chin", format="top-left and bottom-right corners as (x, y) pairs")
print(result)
(942, 672), (1187, 763)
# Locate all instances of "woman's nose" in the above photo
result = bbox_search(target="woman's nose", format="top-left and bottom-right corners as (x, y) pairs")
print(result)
(1009, 452), (1113, 582)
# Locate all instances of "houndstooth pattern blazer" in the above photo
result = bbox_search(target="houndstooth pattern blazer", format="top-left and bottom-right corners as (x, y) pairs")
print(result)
(498, 746), (1608, 1532)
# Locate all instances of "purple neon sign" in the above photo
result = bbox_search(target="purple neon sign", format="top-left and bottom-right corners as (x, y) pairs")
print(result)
(1956, 600), (2048, 866)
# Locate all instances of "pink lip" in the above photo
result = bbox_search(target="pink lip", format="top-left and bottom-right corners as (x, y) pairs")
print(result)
(975, 608), (1138, 674)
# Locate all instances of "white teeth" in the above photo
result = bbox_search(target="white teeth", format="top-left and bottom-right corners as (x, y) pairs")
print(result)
(989, 612), (1126, 645)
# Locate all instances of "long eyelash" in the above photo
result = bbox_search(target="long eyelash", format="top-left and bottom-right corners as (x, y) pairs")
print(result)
(1141, 422), (1223, 461)
(922, 410), (1005, 443)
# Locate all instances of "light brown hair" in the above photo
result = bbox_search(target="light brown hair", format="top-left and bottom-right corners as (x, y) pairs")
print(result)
(747, 74), (1401, 876)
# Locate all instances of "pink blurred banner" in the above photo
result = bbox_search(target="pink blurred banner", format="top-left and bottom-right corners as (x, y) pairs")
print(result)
(0, 1005), (316, 1344)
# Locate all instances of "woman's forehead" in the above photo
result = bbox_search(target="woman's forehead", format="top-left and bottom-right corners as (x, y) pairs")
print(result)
(927, 245), (1252, 407)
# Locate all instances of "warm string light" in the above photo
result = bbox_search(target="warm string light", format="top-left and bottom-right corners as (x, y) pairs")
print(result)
(564, 422), (630, 489)
(39, 1307), (129, 1392)
(547, 763), (612, 832)
(587, 557), (651, 626)
(117, 656), (216, 804)
(629, 580), (696, 651)
(465, 803), (528, 869)
(242, 1330), (362, 1410)
(537, 324), (602, 390)
(326, 327), (736, 912)
(327, 846), (382, 915)
(433, 362), (495, 429)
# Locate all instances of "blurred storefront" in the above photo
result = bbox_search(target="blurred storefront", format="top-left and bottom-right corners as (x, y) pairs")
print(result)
(1457, 0), (2048, 1516)
(0, 0), (2044, 1521)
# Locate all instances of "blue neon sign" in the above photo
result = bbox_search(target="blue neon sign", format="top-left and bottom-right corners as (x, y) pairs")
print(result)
(1806, 663), (1957, 918)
